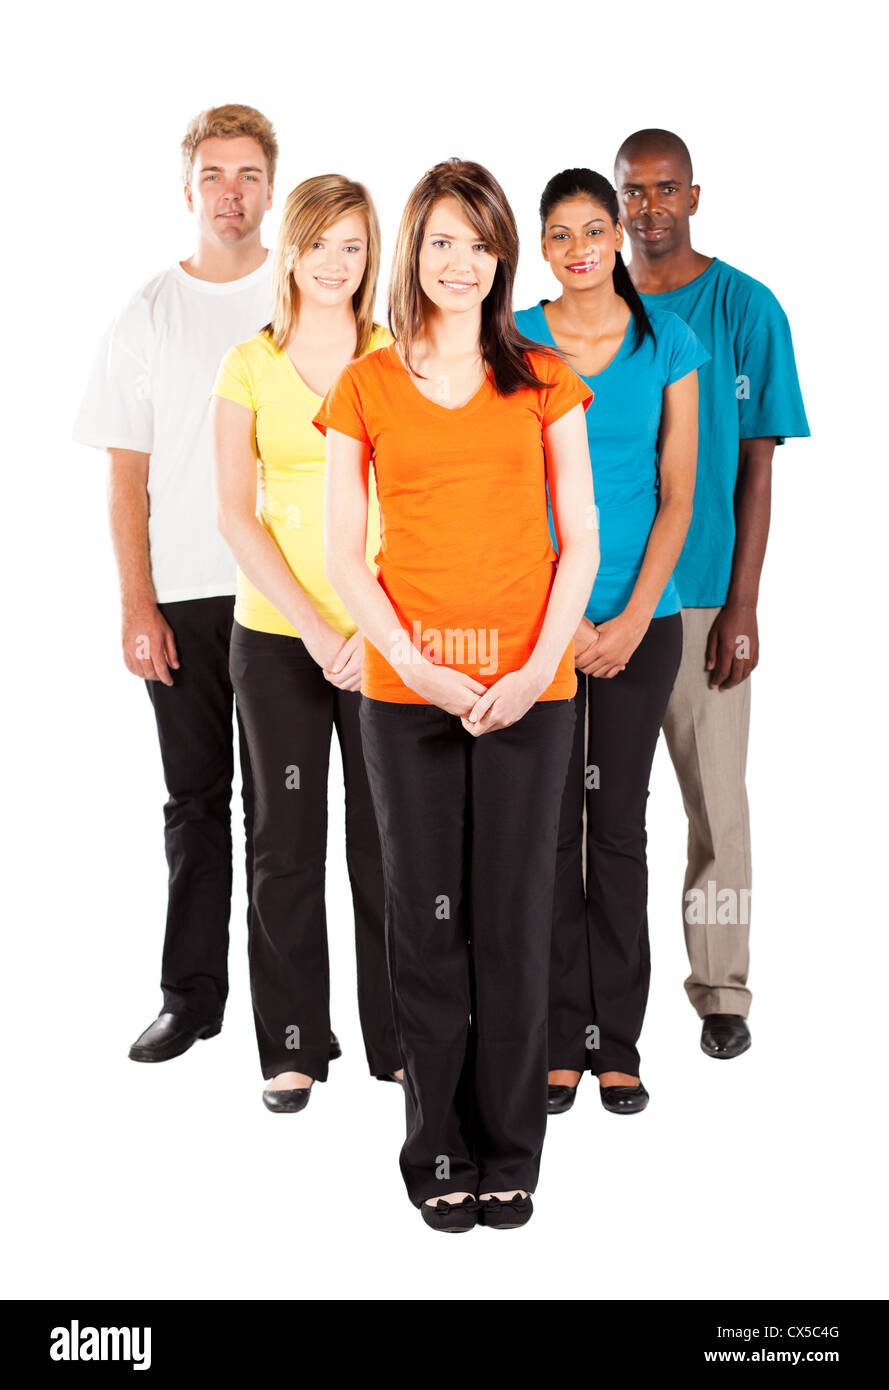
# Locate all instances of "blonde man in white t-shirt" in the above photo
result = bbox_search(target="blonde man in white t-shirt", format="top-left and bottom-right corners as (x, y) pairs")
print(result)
(72, 106), (331, 1066)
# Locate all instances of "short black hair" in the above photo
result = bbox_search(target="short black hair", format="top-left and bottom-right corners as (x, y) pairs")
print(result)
(614, 129), (693, 183)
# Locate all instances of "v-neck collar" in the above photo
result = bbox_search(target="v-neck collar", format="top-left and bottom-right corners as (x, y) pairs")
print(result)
(279, 346), (324, 402)
(533, 299), (634, 382)
(385, 343), (492, 418)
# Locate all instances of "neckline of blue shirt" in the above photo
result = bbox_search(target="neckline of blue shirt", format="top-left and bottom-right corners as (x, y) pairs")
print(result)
(636, 256), (721, 303)
(529, 299), (635, 382)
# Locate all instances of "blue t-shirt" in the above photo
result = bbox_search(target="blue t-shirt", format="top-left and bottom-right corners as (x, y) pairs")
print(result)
(515, 301), (710, 623)
(638, 258), (810, 608)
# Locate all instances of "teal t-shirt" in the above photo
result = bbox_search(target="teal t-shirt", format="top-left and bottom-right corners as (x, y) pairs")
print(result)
(638, 258), (810, 608)
(515, 301), (710, 623)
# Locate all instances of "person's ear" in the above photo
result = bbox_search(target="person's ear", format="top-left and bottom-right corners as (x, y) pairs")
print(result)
(183, 183), (194, 213)
(615, 220), (625, 252)
(689, 183), (701, 217)
(541, 234), (549, 264)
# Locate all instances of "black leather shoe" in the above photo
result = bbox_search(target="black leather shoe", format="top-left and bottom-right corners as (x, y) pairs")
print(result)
(262, 1082), (312, 1113)
(547, 1083), (578, 1114)
(420, 1195), (479, 1233)
(478, 1193), (533, 1229)
(599, 1081), (649, 1114)
(128, 1012), (221, 1063)
(328, 1031), (342, 1060)
(701, 1014), (751, 1059)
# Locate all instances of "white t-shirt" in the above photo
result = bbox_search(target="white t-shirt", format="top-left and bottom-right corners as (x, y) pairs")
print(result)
(72, 255), (274, 603)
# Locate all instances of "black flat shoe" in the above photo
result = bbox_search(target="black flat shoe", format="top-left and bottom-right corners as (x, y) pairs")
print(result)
(262, 1083), (312, 1113)
(478, 1193), (533, 1229)
(328, 1031), (342, 1061)
(547, 1083), (578, 1114)
(420, 1195), (479, 1233)
(128, 1011), (222, 1063)
(599, 1082), (649, 1114)
(701, 1014), (751, 1059)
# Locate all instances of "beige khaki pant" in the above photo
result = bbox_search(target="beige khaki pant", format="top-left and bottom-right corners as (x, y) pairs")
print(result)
(661, 606), (753, 1017)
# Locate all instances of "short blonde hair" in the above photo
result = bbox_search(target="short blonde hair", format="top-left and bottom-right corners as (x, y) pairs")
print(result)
(265, 175), (382, 358)
(181, 104), (278, 187)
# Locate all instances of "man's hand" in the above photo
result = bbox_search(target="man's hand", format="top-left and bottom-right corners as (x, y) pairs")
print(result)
(123, 605), (179, 685)
(706, 601), (759, 690)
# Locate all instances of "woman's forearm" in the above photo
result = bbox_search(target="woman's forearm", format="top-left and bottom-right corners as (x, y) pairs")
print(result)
(220, 511), (327, 639)
(327, 550), (420, 679)
(624, 490), (693, 624)
(525, 532), (599, 687)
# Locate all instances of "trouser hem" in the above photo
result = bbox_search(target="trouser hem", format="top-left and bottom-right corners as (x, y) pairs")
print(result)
(261, 1054), (330, 1083)
(590, 1053), (641, 1077)
(687, 984), (752, 1018)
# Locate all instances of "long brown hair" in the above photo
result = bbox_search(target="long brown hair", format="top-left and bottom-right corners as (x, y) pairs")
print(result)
(265, 174), (382, 356)
(388, 157), (559, 395)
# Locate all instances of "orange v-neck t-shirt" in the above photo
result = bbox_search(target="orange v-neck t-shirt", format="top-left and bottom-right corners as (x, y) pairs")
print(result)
(313, 342), (593, 704)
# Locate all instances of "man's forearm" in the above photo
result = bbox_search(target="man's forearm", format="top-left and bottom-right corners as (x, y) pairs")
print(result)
(108, 449), (156, 609)
(725, 438), (775, 608)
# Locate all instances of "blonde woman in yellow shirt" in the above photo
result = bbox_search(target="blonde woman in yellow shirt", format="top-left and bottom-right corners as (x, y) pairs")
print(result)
(210, 175), (401, 1110)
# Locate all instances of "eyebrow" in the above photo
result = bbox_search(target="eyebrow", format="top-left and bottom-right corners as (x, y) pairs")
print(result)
(621, 180), (682, 188)
(200, 165), (265, 174)
(548, 218), (607, 230)
(427, 229), (487, 239)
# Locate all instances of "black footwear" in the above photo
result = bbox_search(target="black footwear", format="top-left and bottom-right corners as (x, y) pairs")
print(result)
(547, 1083), (578, 1114)
(420, 1195), (479, 1233)
(262, 1082), (312, 1113)
(328, 1031), (342, 1061)
(128, 1012), (221, 1063)
(701, 1014), (751, 1059)
(599, 1081), (649, 1114)
(478, 1193), (533, 1229)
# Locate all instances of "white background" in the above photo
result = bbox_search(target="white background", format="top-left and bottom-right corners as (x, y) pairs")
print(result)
(4, 0), (885, 1302)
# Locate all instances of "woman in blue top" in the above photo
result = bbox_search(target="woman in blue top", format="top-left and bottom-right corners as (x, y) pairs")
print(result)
(515, 168), (710, 1115)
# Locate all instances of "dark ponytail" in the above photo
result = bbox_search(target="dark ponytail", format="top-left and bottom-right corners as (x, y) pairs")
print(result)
(539, 168), (655, 353)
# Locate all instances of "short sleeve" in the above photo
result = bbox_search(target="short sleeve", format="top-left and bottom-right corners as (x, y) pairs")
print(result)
(664, 313), (711, 385)
(738, 289), (810, 444)
(71, 314), (153, 454)
(535, 353), (594, 428)
(313, 364), (371, 445)
(210, 343), (255, 411)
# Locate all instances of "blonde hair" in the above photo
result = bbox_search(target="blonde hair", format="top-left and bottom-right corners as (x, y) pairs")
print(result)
(181, 104), (278, 186)
(265, 175), (382, 358)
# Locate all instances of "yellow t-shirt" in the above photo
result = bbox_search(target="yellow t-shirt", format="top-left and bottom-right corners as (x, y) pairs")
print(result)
(210, 322), (391, 637)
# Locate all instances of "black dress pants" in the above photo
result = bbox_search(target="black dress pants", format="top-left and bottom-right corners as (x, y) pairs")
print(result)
(228, 621), (399, 1082)
(143, 595), (254, 1026)
(359, 695), (576, 1206)
(549, 613), (683, 1076)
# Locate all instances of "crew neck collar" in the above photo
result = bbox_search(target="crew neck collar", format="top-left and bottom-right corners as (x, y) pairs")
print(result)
(638, 257), (720, 299)
(171, 250), (271, 295)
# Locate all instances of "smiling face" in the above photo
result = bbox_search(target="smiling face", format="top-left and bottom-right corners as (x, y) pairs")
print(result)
(614, 151), (698, 259)
(288, 211), (369, 310)
(417, 195), (498, 317)
(186, 135), (273, 246)
(541, 195), (622, 292)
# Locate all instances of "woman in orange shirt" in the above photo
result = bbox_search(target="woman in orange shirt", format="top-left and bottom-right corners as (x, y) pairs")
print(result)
(315, 159), (599, 1231)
